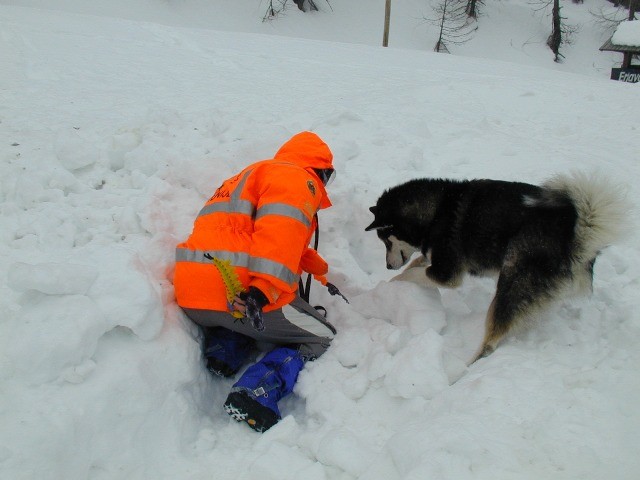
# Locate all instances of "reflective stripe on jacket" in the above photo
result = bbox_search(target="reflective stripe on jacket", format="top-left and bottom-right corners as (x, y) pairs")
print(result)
(174, 131), (333, 312)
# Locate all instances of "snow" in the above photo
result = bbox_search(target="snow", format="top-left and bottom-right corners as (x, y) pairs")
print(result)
(612, 20), (640, 47)
(1, 1), (639, 479)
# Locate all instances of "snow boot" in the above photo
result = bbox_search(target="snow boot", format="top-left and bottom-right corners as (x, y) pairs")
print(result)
(203, 327), (254, 378)
(223, 347), (304, 432)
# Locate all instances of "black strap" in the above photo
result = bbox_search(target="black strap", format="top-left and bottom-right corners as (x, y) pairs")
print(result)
(297, 214), (349, 312)
(298, 213), (319, 303)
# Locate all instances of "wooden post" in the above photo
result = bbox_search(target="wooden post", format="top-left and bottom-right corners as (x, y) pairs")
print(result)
(624, 0), (638, 67)
(383, 0), (391, 47)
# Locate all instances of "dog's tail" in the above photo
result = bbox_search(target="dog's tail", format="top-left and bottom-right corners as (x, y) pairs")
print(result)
(543, 171), (630, 274)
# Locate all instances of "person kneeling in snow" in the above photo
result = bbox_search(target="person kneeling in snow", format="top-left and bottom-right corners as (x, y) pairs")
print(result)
(174, 131), (337, 432)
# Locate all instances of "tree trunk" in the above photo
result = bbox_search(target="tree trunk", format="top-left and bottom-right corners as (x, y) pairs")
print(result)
(466, 0), (478, 18)
(548, 0), (562, 61)
(436, 0), (449, 50)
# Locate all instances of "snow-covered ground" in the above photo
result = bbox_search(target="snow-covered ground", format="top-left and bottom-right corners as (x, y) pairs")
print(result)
(1, 1), (639, 479)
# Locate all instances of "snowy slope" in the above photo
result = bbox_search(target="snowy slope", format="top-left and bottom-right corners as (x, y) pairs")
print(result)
(0, 0), (629, 76)
(1, 2), (639, 480)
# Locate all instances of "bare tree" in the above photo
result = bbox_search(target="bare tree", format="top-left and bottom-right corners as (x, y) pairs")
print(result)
(263, 0), (332, 21)
(591, 4), (631, 31)
(465, 0), (485, 19)
(530, 0), (579, 62)
(427, 0), (477, 52)
(293, 0), (318, 12)
(263, 0), (285, 20)
(592, 0), (638, 32)
(547, 0), (563, 60)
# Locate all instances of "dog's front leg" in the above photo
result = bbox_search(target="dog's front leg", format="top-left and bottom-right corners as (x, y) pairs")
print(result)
(426, 246), (464, 288)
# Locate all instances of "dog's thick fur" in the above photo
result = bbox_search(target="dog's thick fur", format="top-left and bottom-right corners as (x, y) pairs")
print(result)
(365, 172), (627, 363)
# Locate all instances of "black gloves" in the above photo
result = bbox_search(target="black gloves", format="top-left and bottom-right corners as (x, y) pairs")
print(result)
(238, 287), (269, 331)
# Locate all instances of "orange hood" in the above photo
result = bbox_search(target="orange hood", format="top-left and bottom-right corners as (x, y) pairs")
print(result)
(274, 131), (334, 209)
(274, 131), (334, 170)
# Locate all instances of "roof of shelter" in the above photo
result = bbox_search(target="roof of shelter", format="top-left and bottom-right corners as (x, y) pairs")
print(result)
(600, 20), (640, 53)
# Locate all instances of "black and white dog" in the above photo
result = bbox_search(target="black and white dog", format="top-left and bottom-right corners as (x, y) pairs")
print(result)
(365, 173), (627, 363)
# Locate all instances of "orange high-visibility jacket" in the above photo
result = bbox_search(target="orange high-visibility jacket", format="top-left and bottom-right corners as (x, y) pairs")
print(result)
(174, 131), (333, 313)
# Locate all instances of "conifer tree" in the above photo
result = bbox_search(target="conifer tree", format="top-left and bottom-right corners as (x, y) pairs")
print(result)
(428, 0), (477, 52)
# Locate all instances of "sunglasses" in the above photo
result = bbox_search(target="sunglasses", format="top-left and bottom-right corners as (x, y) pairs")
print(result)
(316, 168), (336, 186)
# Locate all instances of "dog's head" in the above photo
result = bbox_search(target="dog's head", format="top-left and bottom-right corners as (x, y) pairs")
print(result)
(365, 205), (420, 270)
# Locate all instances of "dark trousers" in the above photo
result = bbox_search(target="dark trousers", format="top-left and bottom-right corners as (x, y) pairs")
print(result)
(182, 295), (336, 359)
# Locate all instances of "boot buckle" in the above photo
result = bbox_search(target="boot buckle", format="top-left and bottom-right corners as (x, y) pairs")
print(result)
(252, 387), (267, 397)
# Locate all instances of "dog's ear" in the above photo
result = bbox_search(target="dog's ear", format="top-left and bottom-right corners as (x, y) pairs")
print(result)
(365, 217), (392, 231)
(365, 205), (392, 231)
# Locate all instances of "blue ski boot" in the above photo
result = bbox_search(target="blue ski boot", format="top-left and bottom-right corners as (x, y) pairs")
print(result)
(224, 347), (304, 432)
(203, 327), (254, 378)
